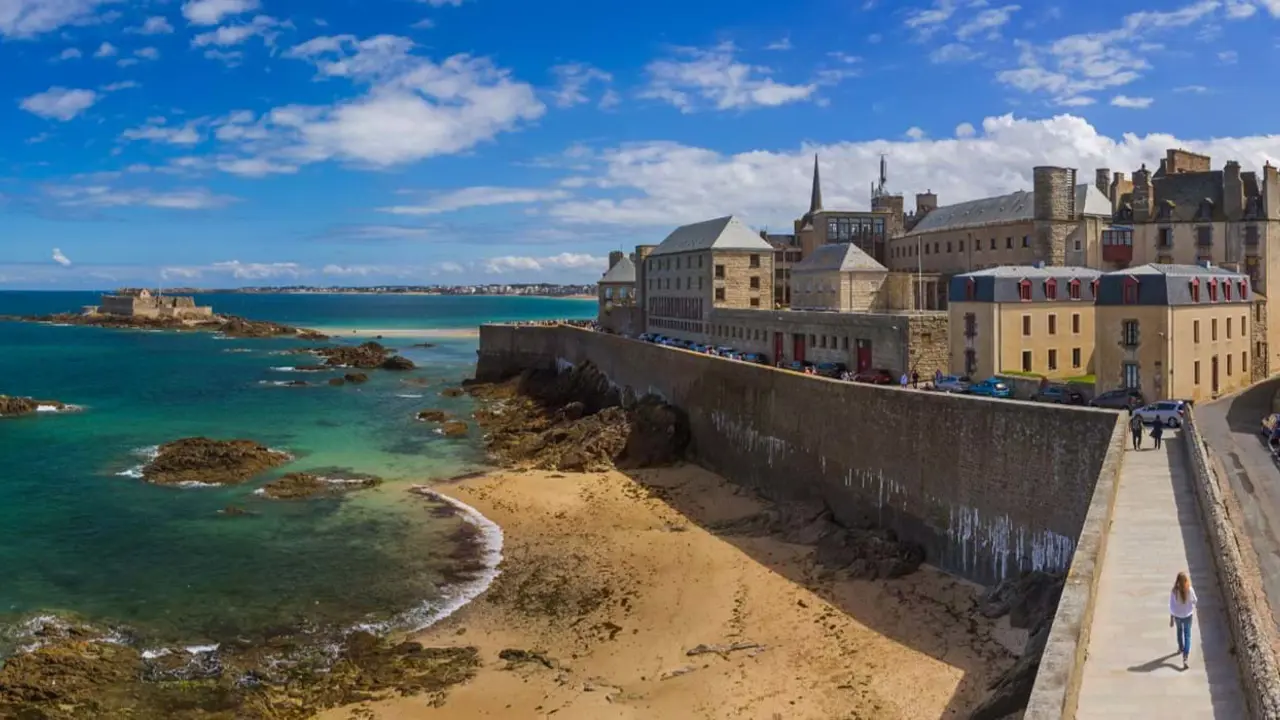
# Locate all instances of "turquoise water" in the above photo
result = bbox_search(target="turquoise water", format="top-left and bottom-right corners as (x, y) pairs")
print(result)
(0, 292), (593, 651)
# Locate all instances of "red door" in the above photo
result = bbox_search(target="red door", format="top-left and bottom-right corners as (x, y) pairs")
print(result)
(773, 332), (784, 364)
(793, 333), (806, 364)
(856, 339), (872, 371)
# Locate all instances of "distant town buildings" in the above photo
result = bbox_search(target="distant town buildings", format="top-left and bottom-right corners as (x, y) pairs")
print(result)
(229, 284), (595, 297)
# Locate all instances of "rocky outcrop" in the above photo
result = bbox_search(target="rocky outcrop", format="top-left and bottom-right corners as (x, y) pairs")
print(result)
(312, 341), (393, 369)
(440, 387), (465, 398)
(381, 355), (416, 371)
(259, 471), (382, 500)
(417, 409), (451, 423)
(967, 571), (1065, 720)
(466, 361), (690, 473)
(8, 311), (324, 339)
(327, 378), (346, 387)
(142, 438), (291, 486)
(344, 372), (369, 384)
(440, 421), (469, 438)
(0, 395), (68, 417)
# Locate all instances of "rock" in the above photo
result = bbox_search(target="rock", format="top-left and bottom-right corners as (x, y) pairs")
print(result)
(441, 387), (466, 398)
(497, 648), (555, 669)
(0, 395), (39, 416)
(313, 341), (392, 369)
(812, 527), (925, 580)
(440, 421), (469, 438)
(285, 380), (309, 387)
(417, 409), (451, 423)
(967, 571), (1065, 720)
(297, 330), (330, 341)
(141, 437), (291, 486)
(218, 505), (253, 516)
(293, 364), (329, 372)
(381, 355), (416, 371)
(979, 571), (1064, 629)
(410, 342), (436, 348)
(344, 372), (369, 384)
(259, 471), (382, 500)
(327, 377), (346, 387)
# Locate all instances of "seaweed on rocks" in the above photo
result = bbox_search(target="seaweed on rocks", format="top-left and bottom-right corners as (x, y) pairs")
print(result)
(141, 438), (291, 486)
(259, 471), (383, 500)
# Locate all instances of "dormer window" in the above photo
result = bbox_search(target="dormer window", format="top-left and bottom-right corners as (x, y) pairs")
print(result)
(1196, 198), (1214, 221)
(965, 278), (976, 301)
(1157, 200), (1175, 221)
(1123, 276), (1140, 304)
(1208, 278), (1219, 302)
(1225, 282), (1233, 301)
(1189, 277), (1201, 303)
(1091, 279), (1101, 297)
(1018, 279), (1032, 302)
(1239, 279), (1249, 299)
(1069, 278), (1081, 300)
(1044, 278), (1058, 300)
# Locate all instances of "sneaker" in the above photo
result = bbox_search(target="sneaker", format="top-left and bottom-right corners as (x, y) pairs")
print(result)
(1183, 656), (1189, 669)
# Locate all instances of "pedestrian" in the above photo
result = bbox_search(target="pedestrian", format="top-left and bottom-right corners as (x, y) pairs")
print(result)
(899, 372), (909, 388)
(1129, 412), (1144, 451)
(934, 369), (943, 386)
(911, 370), (919, 389)
(1170, 571), (1199, 669)
(1151, 419), (1164, 450)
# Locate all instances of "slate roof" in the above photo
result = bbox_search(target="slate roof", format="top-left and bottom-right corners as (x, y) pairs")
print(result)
(650, 215), (774, 257)
(907, 184), (1111, 236)
(599, 255), (636, 284)
(1096, 264), (1252, 306)
(1150, 171), (1228, 222)
(792, 242), (886, 274)
(950, 265), (1102, 303)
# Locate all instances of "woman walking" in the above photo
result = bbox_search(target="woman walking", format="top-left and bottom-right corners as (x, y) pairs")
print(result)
(1170, 571), (1199, 669)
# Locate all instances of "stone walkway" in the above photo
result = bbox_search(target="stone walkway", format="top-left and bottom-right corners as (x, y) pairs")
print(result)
(1076, 432), (1246, 718)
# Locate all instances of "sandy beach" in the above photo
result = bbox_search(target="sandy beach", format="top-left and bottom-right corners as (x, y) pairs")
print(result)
(312, 327), (481, 339)
(321, 464), (1024, 720)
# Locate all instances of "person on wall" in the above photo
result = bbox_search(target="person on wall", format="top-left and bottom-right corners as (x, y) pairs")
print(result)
(1170, 571), (1199, 669)
(1129, 411), (1144, 451)
(1151, 418), (1165, 450)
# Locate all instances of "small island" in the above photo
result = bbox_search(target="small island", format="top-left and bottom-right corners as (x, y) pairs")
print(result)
(0, 395), (71, 418)
(141, 438), (292, 486)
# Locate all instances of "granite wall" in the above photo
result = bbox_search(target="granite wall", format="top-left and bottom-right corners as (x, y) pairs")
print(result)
(477, 324), (1125, 586)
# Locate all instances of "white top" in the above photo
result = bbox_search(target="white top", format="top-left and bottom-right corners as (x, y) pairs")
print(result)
(1170, 587), (1199, 618)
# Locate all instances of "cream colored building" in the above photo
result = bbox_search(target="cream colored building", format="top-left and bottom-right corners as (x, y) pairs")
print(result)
(641, 215), (775, 341)
(948, 266), (1102, 381)
(1094, 263), (1253, 402)
(596, 251), (641, 335)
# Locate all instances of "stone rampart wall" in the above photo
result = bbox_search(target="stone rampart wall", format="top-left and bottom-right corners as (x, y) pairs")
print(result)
(477, 324), (1124, 587)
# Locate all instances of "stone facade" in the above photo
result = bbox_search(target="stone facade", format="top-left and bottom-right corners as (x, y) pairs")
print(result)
(98, 290), (213, 319)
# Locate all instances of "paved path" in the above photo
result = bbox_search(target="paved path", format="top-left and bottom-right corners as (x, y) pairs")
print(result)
(1076, 433), (1245, 718)
(1197, 382), (1280, 638)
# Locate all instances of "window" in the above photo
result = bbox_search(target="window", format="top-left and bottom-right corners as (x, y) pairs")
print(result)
(1197, 225), (1213, 246)
(1072, 347), (1081, 368)
(1212, 318), (1218, 341)
(809, 334), (816, 347)
(843, 337), (850, 350)
(1022, 315), (1032, 336)
(959, 240), (965, 252)
(1227, 317), (1233, 339)
(715, 264), (725, 279)
(925, 244), (931, 255)
(990, 238), (996, 250)
(749, 298), (759, 308)
(965, 278), (976, 301)
(947, 241), (953, 253)
(1190, 278), (1201, 302)
(1240, 280), (1249, 299)
(1048, 349), (1058, 371)
(698, 277), (703, 290)
(1243, 314), (1248, 335)
(1122, 319), (1139, 347)
(1194, 320), (1200, 343)
(1018, 279), (1032, 301)
(1225, 282), (1233, 301)
(1228, 354), (1233, 376)
(1243, 351), (1249, 376)
(1072, 313), (1081, 334)
(1158, 227), (1173, 247)
(749, 254), (760, 269)
(1022, 235), (1030, 248)
(698, 255), (703, 268)
(1007, 237), (1013, 249)
(1044, 278), (1058, 300)
(1194, 361), (1201, 385)
(934, 242), (940, 253)
(605, 287), (614, 299)
(749, 276), (760, 290)
(1048, 314), (1057, 335)
(1123, 277), (1139, 304)
(820, 335), (827, 348)
(715, 288), (725, 301)
(1123, 362), (1140, 390)
(1022, 350), (1032, 372)
(1069, 278), (1081, 300)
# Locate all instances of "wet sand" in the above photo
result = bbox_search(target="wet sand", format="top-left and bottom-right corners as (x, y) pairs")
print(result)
(321, 464), (1023, 720)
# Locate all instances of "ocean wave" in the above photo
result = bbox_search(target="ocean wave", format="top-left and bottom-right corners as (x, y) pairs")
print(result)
(36, 403), (84, 413)
(116, 446), (160, 478)
(222, 348), (254, 354)
(269, 366), (298, 372)
(257, 380), (308, 387)
(394, 394), (423, 399)
(354, 486), (504, 635)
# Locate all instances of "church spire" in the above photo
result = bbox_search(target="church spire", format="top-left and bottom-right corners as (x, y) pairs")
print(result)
(809, 154), (823, 215)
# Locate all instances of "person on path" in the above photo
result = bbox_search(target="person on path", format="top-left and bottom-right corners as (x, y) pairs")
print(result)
(1170, 571), (1199, 669)
(935, 369), (943, 387)
(1151, 420), (1165, 450)
(1129, 412), (1144, 451)
(911, 370), (919, 389)
(899, 373), (909, 388)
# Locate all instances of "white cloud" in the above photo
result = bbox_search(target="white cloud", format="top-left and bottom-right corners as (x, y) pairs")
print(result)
(1110, 94), (1153, 108)
(19, 87), (99, 121)
(954, 122), (976, 138)
(210, 261), (303, 279)
(94, 41), (117, 57)
(540, 113), (1280, 230)
(436, 261), (464, 273)
(117, 58), (139, 67)
(129, 16), (175, 34)
(56, 47), (82, 60)
(379, 187), (570, 215)
(640, 42), (821, 113)
(1225, 0), (1257, 18)
(905, 0), (958, 40)
(549, 63), (613, 108)
(905, 126), (927, 140)
(930, 42), (981, 63)
(0, 0), (116, 38)
(46, 185), (236, 210)
(482, 253), (606, 274)
(101, 80), (140, 92)
(203, 49), (244, 65)
(191, 15), (283, 47)
(1219, 50), (1239, 64)
(955, 4), (1020, 40)
(121, 119), (204, 145)
(1056, 96), (1096, 107)
(182, 0), (259, 25)
(867, 33), (883, 44)
(410, 18), (435, 29)
(1174, 84), (1209, 93)
(765, 37), (791, 51)
(52, 248), (72, 267)
(1261, 0), (1280, 17)
(135, 46), (160, 60)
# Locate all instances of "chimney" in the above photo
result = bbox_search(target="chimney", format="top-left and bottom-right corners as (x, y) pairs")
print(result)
(608, 250), (625, 270)
(1095, 168), (1110, 196)
(1266, 163), (1280, 220)
(1224, 160), (1244, 221)
(1133, 164), (1153, 222)
(915, 190), (937, 216)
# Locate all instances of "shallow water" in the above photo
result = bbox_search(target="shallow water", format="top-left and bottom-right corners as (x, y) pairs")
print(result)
(0, 291), (593, 651)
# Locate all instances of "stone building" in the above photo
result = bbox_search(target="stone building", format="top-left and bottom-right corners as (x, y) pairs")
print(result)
(1094, 263), (1254, 402)
(790, 243), (888, 312)
(641, 215), (775, 341)
(794, 155), (897, 263)
(1102, 148), (1280, 378)
(886, 167), (1113, 307)
(762, 232), (803, 308)
(596, 251), (642, 335)
(948, 265), (1102, 381)
(97, 289), (213, 319)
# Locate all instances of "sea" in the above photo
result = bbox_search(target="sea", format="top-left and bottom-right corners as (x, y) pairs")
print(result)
(0, 291), (594, 655)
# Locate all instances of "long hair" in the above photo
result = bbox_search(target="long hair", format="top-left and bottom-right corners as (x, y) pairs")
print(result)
(1174, 572), (1191, 604)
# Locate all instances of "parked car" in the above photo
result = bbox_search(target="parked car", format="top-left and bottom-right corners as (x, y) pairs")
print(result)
(967, 377), (1013, 399)
(741, 353), (768, 365)
(1031, 385), (1086, 405)
(853, 368), (896, 384)
(814, 362), (848, 379)
(782, 360), (815, 373)
(1090, 388), (1146, 410)
(1133, 401), (1186, 427)
(934, 375), (972, 393)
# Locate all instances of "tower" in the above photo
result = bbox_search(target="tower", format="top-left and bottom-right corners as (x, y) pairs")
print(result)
(1032, 166), (1076, 266)
(808, 154), (823, 215)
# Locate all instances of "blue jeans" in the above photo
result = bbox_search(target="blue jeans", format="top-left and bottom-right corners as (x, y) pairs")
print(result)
(1174, 615), (1193, 657)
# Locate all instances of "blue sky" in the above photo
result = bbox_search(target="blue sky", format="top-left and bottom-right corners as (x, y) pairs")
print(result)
(2, 0), (1279, 289)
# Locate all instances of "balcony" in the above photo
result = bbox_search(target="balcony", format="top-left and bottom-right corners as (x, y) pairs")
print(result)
(1102, 244), (1133, 263)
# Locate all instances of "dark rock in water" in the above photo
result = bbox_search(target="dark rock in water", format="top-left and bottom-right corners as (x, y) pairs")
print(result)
(410, 342), (436, 348)
(260, 471), (382, 500)
(0, 395), (65, 417)
(560, 401), (586, 421)
(381, 355), (415, 371)
(417, 409), (450, 423)
(327, 377), (346, 387)
(344, 372), (369, 384)
(967, 571), (1065, 720)
(401, 377), (433, 387)
(218, 505), (254, 517)
(285, 380), (309, 387)
(142, 437), (291, 486)
(313, 341), (392, 369)
(440, 421), (469, 438)
(297, 330), (329, 341)
(293, 364), (329, 372)
(440, 387), (465, 398)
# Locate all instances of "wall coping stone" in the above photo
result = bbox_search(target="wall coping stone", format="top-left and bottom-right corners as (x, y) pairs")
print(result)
(1184, 409), (1280, 719)
(1024, 416), (1127, 719)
